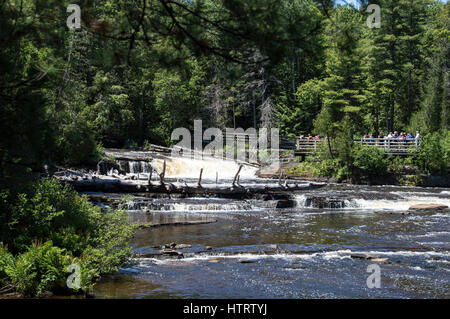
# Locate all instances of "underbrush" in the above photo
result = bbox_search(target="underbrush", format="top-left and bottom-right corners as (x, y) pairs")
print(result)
(0, 178), (135, 297)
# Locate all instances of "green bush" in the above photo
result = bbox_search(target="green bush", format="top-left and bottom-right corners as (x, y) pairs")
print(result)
(0, 244), (15, 287)
(0, 178), (101, 254)
(0, 178), (135, 297)
(387, 156), (414, 176)
(56, 115), (103, 166)
(3, 241), (74, 297)
(352, 144), (389, 178)
(413, 132), (449, 175)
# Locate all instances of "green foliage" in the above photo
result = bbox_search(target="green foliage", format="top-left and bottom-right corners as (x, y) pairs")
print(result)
(3, 241), (74, 297)
(315, 6), (365, 137)
(413, 132), (450, 175)
(0, 244), (15, 287)
(1, 178), (98, 254)
(387, 156), (414, 177)
(56, 115), (103, 166)
(352, 144), (389, 178)
(1, 0), (447, 182)
(288, 142), (344, 179)
(277, 79), (323, 135)
(0, 178), (135, 296)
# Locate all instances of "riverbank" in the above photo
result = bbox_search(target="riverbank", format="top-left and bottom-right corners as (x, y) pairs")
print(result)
(257, 161), (450, 188)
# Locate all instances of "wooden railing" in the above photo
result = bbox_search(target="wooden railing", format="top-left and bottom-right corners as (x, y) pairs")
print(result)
(296, 139), (322, 153)
(201, 134), (418, 157)
(295, 137), (417, 155)
(358, 137), (416, 154)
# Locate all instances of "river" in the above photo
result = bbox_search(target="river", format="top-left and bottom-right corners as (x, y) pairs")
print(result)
(91, 155), (449, 299)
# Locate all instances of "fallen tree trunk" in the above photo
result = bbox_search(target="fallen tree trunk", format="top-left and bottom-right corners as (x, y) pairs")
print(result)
(58, 177), (325, 196)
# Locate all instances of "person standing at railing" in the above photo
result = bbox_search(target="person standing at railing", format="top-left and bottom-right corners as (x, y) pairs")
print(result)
(377, 135), (384, 146)
(314, 135), (320, 150)
(400, 132), (407, 147)
(415, 131), (421, 148)
(369, 134), (375, 145)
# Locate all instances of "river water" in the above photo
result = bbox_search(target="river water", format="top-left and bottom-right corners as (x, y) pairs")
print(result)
(93, 155), (449, 299)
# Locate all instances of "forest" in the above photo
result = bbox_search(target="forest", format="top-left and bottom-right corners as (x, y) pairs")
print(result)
(0, 0), (449, 297)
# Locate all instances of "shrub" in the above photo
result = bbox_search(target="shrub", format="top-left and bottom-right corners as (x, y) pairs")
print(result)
(352, 144), (389, 178)
(0, 244), (15, 287)
(0, 178), (135, 297)
(0, 178), (101, 254)
(387, 156), (414, 177)
(413, 132), (449, 175)
(3, 241), (74, 297)
(56, 116), (102, 166)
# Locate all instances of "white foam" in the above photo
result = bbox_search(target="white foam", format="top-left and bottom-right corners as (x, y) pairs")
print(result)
(152, 157), (257, 179)
(353, 197), (450, 211)
(134, 249), (450, 266)
(294, 192), (450, 211)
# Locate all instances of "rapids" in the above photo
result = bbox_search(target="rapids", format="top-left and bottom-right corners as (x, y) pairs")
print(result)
(93, 150), (449, 299)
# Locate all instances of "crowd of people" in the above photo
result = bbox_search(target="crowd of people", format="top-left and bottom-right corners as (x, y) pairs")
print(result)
(298, 131), (421, 147)
(363, 131), (421, 147)
(299, 134), (322, 141)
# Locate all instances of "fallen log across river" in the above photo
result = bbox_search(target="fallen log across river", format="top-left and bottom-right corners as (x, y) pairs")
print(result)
(57, 177), (325, 196)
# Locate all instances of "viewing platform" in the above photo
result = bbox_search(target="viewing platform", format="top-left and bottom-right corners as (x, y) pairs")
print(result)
(294, 137), (417, 156)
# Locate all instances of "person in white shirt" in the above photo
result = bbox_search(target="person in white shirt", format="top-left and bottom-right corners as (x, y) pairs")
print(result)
(415, 131), (421, 148)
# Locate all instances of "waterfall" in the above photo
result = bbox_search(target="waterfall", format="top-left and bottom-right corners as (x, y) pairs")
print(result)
(151, 157), (257, 180)
(129, 161), (141, 174)
(140, 161), (151, 173)
(123, 199), (255, 212)
(127, 160), (151, 175)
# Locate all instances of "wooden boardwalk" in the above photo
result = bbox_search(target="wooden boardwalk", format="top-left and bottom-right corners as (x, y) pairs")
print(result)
(295, 137), (417, 156)
(229, 134), (417, 156)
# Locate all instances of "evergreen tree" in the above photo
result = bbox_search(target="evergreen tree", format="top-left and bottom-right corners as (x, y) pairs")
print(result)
(314, 6), (365, 137)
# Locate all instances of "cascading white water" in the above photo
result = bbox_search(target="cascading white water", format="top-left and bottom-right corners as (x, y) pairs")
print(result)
(352, 196), (450, 211)
(159, 202), (254, 212)
(140, 161), (151, 173)
(293, 193), (450, 211)
(151, 157), (258, 180)
(129, 161), (141, 174)
(125, 199), (255, 212)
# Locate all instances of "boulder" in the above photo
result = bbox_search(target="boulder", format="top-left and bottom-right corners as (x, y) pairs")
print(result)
(276, 200), (295, 209)
(408, 204), (449, 211)
(305, 196), (346, 209)
(160, 248), (183, 256)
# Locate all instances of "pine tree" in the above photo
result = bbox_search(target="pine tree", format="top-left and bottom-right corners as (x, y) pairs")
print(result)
(364, 0), (428, 133)
(410, 1), (449, 133)
(314, 6), (365, 137)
